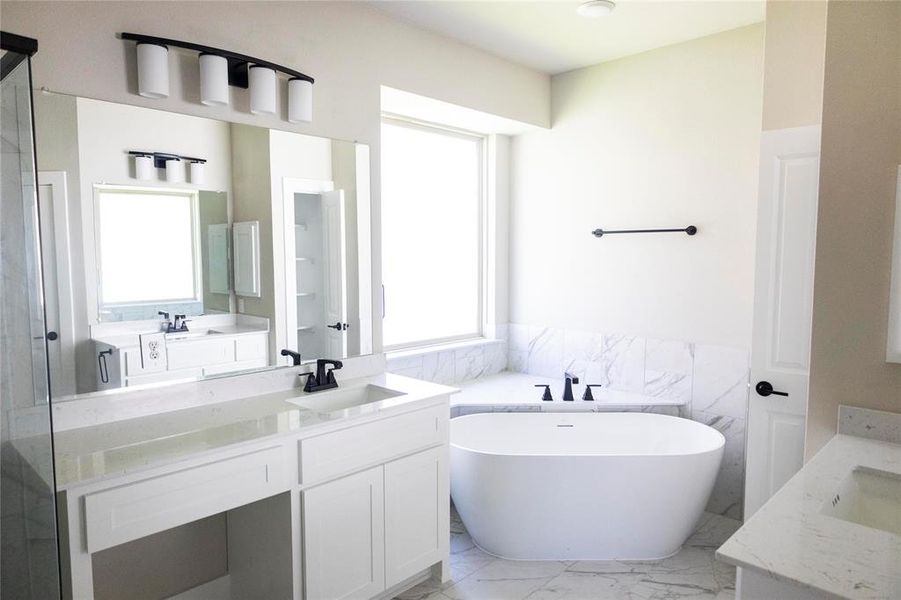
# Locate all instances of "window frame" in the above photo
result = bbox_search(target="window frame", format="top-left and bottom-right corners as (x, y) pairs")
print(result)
(92, 184), (203, 311)
(380, 114), (489, 352)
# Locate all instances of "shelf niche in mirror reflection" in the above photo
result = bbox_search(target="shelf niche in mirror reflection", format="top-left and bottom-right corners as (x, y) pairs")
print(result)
(32, 93), (373, 400)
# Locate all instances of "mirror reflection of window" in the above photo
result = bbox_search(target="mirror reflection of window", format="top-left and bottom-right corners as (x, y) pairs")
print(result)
(95, 186), (201, 318)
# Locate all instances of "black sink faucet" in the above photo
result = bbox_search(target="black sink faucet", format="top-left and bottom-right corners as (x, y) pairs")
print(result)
(281, 349), (302, 366)
(303, 359), (344, 392)
(563, 371), (580, 401)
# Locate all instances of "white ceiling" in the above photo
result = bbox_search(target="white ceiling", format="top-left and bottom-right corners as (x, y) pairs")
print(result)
(373, 0), (765, 75)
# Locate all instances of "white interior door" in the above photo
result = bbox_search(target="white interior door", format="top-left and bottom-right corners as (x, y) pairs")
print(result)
(745, 125), (821, 518)
(322, 190), (348, 358)
(37, 171), (77, 397)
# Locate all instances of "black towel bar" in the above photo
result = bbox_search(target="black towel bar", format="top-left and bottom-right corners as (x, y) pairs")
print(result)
(591, 226), (697, 237)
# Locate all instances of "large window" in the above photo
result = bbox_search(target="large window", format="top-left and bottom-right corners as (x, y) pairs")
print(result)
(95, 186), (200, 308)
(381, 117), (485, 349)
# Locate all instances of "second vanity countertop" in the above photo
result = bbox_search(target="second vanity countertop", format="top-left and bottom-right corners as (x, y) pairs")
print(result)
(53, 373), (457, 490)
(716, 434), (901, 599)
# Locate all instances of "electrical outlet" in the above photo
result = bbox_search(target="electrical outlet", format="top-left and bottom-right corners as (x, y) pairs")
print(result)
(139, 332), (167, 372)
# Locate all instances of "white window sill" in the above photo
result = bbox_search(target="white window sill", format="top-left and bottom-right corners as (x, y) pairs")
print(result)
(386, 337), (504, 360)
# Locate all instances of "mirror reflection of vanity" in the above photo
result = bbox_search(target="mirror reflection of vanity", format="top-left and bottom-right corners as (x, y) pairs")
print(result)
(34, 94), (373, 397)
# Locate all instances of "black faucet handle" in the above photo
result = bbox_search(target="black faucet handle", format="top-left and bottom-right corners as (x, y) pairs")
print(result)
(582, 384), (603, 401)
(535, 384), (553, 402)
(158, 311), (170, 320)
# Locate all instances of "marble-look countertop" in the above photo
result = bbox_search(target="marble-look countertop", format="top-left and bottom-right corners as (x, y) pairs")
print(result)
(53, 373), (456, 490)
(716, 434), (901, 599)
(94, 324), (269, 349)
(453, 372), (685, 408)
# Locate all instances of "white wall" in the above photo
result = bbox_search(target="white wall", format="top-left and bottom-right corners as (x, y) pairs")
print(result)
(509, 24), (764, 349)
(3, 0), (551, 353)
(806, 0), (901, 456)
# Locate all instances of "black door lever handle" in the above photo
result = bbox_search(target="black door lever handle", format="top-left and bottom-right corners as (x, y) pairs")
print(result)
(756, 381), (789, 397)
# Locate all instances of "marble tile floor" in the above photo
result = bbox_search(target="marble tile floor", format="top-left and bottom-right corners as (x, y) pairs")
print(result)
(396, 506), (741, 600)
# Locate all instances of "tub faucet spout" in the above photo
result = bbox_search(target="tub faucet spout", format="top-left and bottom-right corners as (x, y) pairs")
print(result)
(563, 371), (579, 401)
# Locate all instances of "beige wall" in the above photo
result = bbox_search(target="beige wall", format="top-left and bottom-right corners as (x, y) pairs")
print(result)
(2, 1), (550, 353)
(761, 1), (828, 131)
(510, 24), (764, 349)
(806, 0), (901, 457)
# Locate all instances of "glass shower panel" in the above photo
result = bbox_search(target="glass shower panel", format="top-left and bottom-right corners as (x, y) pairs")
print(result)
(0, 46), (62, 599)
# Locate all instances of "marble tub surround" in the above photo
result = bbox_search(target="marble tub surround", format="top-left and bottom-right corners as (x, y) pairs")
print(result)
(53, 372), (456, 488)
(396, 506), (741, 600)
(450, 372), (685, 415)
(839, 405), (901, 444)
(387, 338), (508, 385)
(508, 324), (750, 520)
(716, 434), (901, 599)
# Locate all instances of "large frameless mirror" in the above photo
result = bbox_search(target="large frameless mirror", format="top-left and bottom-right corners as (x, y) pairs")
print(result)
(33, 94), (373, 399)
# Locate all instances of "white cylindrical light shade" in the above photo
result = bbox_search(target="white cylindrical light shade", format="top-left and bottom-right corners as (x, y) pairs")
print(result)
(189, 161), (206, 185)
(288, 78), (313, 123)
(249, 65), (276, 115)
(199, 53), (229, 106)
(165, 159), (183, 182)
(134, 155), (154, 180)
(136, 43), (169, 99)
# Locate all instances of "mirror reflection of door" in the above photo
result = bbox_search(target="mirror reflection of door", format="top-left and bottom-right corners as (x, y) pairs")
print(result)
(321, 190), (348, 358)
(37, 171), (77, 397)
(289, 188), (349, 362)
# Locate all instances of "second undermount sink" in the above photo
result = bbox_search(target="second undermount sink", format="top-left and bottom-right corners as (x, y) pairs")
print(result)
(165, 329), (223, 341)
(286, 384), (405, 413)
(820, 466), (901, 536)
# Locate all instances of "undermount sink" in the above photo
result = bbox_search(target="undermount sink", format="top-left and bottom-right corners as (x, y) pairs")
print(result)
(165, 330), (223, 341)
(820, 466), (901, 536)
(286, 384), (405, 413)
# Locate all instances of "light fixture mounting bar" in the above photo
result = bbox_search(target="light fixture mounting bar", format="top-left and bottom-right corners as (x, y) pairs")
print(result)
(128, 150), (206, 169)
(120, 32), (314, 90)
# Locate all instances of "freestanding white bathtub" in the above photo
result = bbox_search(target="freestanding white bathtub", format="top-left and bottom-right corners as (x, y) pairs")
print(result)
(450, 412), (724, 560)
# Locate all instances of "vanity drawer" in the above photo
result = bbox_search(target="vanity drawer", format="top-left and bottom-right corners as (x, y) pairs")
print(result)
(167, 337), (235, 369)
(299, 405), (447, 484)
(84, 446), (287, 553)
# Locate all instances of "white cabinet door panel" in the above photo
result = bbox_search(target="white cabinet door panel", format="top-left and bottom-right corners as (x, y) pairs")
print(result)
(385, 447), (447, 587)
(303, 466), (385, 600)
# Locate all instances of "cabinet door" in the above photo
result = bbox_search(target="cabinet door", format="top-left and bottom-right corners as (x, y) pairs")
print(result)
(385, 447), (448, 587)
(302, 466), (385, 600)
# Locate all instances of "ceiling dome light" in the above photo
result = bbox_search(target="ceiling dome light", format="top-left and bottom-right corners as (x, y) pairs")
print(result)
(577, 0), (616, 17)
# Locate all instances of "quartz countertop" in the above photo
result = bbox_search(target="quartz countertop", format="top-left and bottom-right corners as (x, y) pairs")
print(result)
(53, 373), (456, 490)
(452, 372), (685, 408)
(716, 434), (901, 599)
(93, 324), (269, 349)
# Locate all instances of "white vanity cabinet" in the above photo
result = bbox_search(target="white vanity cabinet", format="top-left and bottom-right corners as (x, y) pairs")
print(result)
(56, 387), (451, 600)
(302, 446), (448, 600)
(96, 330), (270, 389)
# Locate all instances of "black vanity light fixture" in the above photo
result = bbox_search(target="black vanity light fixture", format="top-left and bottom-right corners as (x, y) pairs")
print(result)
(591, 225), (698, 238)
(120, 32), (315, 123)
(129, 151), (207, 184)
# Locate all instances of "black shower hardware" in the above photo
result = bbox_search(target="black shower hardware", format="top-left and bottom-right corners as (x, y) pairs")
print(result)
(98, 349), (113, 384)
(755, 381), (788, 397)
(120, 32), (314, 88)
(535, 384), (553, 402)
(326, 321), (350, 331)
(591, 226), (697, 238)
(303, 358), (344, 393)
(280, 349), (302, 366)
(582, 384), (603, 401)
(563, 372), (580, 401)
